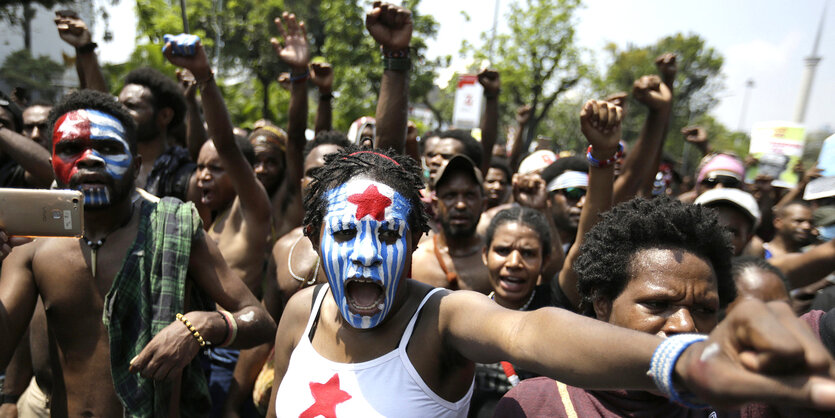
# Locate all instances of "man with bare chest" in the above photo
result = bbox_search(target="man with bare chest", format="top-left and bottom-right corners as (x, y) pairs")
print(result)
(0, 90), (275, 417)
(412, 155), (491, 293)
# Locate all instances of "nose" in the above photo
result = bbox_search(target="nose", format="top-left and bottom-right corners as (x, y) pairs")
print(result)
(199, 167), (212, 181)
(506, 250), (523, 269)
(454, 197), (467, 210)
(576, 195), (586, 209)
(352, 225), (382, 267)
(661, 307), (696, 336)
(31, 126), (42, 141)
(254, 162), (266, 175)
(76, 149), (105, 169)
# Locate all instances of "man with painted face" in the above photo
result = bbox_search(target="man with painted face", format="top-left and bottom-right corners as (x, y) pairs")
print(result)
(55, 13), (196, 201)
(0, 89), (275, 417)
(266, 141), (835, 417)
(412, 154), (491, 293)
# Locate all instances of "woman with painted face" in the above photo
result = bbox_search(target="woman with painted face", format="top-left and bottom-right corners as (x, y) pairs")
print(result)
(266, 131), (835, 416)
(470, 206), (554, 416)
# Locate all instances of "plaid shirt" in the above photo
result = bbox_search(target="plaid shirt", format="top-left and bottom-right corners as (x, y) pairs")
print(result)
(103, 197), (214, 417)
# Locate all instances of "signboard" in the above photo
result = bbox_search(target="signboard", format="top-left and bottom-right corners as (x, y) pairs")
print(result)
(746, 121), (806, 188)
(804, 134), (835, 200)
(452, 74), (483, 130)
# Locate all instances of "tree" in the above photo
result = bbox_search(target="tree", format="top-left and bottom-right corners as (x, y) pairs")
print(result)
(463, 0), (587, 150)
(598, 33), (724, 162)
(0, 49), (64, 102)
(0, 0), (77, 51)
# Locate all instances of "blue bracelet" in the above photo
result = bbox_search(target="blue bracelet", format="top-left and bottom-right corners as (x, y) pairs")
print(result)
(289, 70), (310, 83)
(648, 333), (709, 409)
(586, 142), (623, 168)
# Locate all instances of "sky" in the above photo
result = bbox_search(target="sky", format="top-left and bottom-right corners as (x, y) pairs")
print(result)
(96, 0), (834, 134)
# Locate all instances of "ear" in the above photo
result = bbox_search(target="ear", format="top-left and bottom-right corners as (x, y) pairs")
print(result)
(592, 298), (612, 322)
(482, 245), (489, 266)
(306, 226), (321, 251)
(156, 107), (174, 128)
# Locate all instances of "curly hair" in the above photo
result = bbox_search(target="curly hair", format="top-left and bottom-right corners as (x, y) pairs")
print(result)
(303, 146), (429, 240)
(123, 67), (186, 130)
(575, 197), (734, 315)
(47, 89), (137, 154)
(486, 206), (552, 258)
(303, 130), (351, 159)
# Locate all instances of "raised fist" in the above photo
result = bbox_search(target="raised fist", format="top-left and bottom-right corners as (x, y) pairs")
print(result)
(580, 99), (622, 158)
(655, 52), (677, 81)
(604, 92), (628, 110)
(633, 75), (672, 111)
(277, 73), (291, 91)
(310, 62), (334, 93)
(478, 69), (500, 95)
(516, 105), (532, 125)
(512, 173), (549, 210)
(271, 12), (310, 72)
(162, 34), (212, 81)
(54, 12), (92, 48)
(366, 2), (413, 51)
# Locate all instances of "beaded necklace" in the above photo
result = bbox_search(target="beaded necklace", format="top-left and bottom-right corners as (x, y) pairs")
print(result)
(488, 289), (536, 312)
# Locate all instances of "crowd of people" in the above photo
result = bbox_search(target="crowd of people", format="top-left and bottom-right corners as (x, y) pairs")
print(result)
(2, 2), (835, 417)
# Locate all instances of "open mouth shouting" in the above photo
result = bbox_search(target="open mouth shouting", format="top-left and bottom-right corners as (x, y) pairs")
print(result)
(345, 278), (386, 316)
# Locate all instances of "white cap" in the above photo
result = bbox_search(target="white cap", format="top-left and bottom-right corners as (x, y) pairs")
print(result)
(547, 170), (588, 192)
(695, 188), (761, 229)
(518, 150), (557, 175)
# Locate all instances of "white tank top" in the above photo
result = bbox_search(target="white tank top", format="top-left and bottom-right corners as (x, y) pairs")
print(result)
(275, 283), (473, 417)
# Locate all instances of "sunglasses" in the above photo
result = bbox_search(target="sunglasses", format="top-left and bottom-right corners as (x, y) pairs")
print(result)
(701, 175), (741, 189)
(555, 187), (586, 200)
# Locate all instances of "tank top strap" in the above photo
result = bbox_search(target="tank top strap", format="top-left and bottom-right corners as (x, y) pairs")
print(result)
(302, 283), (330, 341)
(398, 287), (445, 349)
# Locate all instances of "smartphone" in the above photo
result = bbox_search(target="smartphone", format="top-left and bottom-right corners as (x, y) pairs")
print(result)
(0, 188), (84, 238)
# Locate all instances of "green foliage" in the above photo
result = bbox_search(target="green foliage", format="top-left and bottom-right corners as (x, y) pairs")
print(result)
(0, 49), (64, 101)
(465, 0), (587, 148)
(599, 33), (725, 163)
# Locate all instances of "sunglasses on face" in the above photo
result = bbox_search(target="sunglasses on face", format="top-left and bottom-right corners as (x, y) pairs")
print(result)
(555, 187), (586, 200)
(701, 175), (741, 189)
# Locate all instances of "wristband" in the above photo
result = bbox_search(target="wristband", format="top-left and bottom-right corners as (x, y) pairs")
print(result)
(218, 310), (238, 347)
(176, 313), (209, 348)
(586, 143), (624, 168)
(0, 393), (21, 404)
(647, 333), (709, 409)
(383, 57), (411, 71)
(381, 46), (410, 59)
(76, 42), (98, 55)
(289, 70), (310, 83)
(196, 71), (215, 88)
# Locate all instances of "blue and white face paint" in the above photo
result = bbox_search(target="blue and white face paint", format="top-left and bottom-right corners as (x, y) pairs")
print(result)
(320, 178), (411, 329)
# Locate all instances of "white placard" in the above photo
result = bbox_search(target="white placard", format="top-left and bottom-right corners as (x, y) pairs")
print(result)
(452, 74), (483, 130)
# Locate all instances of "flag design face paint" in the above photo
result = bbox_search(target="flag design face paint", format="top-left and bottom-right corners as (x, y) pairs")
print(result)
(52, 109), (132, 207)
(320, 178), (411, 329)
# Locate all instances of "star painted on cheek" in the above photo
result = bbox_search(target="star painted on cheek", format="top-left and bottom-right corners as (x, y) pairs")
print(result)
(347, 184), (391, 221)
(299, 374), (352, 418)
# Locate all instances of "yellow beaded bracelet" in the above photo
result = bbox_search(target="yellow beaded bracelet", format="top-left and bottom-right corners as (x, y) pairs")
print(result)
(176, 313), (209, 348)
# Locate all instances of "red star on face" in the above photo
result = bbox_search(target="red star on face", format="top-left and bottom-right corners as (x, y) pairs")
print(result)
(299, 373), (352, 418)
(347, 184), (391, 221)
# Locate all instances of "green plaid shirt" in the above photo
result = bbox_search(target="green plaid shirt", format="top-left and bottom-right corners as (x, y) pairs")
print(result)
(103, 197), (214, 417)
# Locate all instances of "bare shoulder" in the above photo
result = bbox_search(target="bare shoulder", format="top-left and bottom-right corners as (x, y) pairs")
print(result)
(273, 227), (304, 258)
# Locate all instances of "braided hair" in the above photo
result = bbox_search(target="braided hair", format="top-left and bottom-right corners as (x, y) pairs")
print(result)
(303, 146), (429, 240)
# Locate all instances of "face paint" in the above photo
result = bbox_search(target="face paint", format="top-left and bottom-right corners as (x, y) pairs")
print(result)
(52, 109), (131, 183)
(320, 178), (411, 329)
(52, 109), (132, 207)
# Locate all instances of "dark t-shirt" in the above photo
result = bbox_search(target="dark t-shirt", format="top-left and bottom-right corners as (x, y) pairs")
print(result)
(144, 146), (196, 201)
(0, 156), (27, 188)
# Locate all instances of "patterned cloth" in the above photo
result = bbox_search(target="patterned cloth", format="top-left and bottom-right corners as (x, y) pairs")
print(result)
(103, 197), (214, 417)
(144, 146), (196, 200)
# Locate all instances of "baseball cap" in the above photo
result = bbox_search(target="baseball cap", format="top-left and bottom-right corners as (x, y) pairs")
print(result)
(697, 153), (744, 185)
(518, 150), (557, 175)
(432, 154), (484, 189)
(695, 188), (761, 229)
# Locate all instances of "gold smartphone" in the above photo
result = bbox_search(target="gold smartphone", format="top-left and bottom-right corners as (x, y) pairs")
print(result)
(0, 188), (84, 238)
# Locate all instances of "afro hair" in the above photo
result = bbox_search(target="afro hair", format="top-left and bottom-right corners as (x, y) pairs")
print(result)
(47, 89), (137, 154)
(575, 197), (734, 314)
(123, 67), (186, 131)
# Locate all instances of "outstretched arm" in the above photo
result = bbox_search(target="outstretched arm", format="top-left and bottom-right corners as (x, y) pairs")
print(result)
(164, 34), (272, 231)
(54, 12), (107, 92)
(612, 74), (671, 204)
(559, 99), (622, 308)
(177, 69), (208, 162)
(771, 239), (835, 289)
(442, 290), (835, 409)
(0, 125), (53, 187)
(478, 69), (500, 174)
(507, 105), (531, 173)
(368, 1), (412, 153)
(310, 62), (334, 134)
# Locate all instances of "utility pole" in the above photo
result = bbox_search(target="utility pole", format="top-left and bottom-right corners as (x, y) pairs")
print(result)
(793, 1), (827, 123)
(487, 0), (500, 62)
(738, 79), (755, 132)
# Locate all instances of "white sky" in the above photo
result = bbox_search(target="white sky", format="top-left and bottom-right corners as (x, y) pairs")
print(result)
(97, 0), (834, 133)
